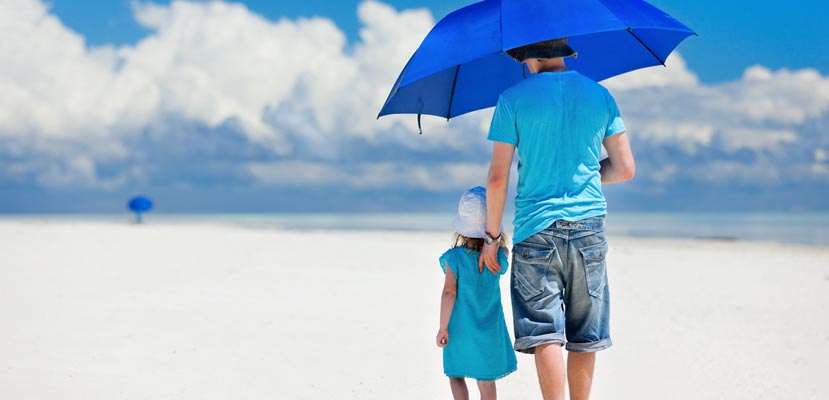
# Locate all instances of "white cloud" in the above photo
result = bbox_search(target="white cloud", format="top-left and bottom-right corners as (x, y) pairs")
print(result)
(689, 161), (785, 185)
(0, 0), (827, 196)
(816, 149), (828, 163)
(247, 161), (349, 186)
(0, 0), (454, 188)
(603, 53), (699, 91)
(612, 61), (829, 157)
(125, 0), (354, 151)
(0, 0), (120, 139)
(247, 160), (488, 192)
(630, 121), (716, 152)
(733, 66), (829, 124)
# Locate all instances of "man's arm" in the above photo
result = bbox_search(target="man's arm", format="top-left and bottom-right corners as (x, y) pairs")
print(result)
(479, 142), (515, 274)
(600, 132), (635, 183)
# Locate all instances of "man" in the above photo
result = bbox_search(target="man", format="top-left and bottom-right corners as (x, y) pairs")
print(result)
(478, 38), (635, 400)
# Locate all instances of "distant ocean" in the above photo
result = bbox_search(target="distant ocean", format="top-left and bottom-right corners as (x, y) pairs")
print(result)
(3, 212), (828, 247)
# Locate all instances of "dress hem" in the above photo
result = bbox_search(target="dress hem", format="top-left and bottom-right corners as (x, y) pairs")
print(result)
(444, 364), (517, 381)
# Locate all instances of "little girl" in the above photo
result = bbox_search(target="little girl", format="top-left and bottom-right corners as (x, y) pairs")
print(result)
(436, 186), (517, 400)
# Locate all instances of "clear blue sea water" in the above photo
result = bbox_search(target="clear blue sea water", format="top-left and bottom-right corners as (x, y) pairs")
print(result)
(2, 212), (828, 247)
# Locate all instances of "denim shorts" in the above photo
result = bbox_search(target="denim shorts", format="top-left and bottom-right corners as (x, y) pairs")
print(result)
(510, 216), (612, 353)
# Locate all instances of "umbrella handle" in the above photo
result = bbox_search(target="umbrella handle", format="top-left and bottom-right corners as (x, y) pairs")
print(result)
(417, 97), (424, 135)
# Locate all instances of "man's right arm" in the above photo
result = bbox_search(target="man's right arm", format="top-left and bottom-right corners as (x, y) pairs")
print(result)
(600, 131), (635, 183)
(479, 142), (514, 274)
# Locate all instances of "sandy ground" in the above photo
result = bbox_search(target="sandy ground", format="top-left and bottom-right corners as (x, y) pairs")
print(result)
(0, 221), (827, 399)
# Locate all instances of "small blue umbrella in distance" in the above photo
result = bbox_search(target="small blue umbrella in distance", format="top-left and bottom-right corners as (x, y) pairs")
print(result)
(128, 196), (153, 223)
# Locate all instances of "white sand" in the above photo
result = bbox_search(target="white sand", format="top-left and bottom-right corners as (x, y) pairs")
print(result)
(0, 221), (827, 399)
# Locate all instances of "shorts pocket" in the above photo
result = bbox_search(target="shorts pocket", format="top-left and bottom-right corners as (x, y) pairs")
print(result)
(512, 243), (555, 301)
(579, 241), (608, 299)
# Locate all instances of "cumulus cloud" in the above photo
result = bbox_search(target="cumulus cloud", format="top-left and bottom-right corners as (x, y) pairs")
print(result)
(604, 57), (829, 194)
(0, 2), (390, 183)
(603, 53), (699, 91)
(0, 0), (827, 211)
(0, 0), (496, 191)
(247, 160), (488, 191)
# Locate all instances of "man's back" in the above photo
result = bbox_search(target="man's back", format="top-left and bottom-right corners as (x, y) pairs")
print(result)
(488, 70), (625, 244)
(482, 43), (636, 400)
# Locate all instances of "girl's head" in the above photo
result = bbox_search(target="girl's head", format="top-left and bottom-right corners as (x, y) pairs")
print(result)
(450, 186), (507, 251)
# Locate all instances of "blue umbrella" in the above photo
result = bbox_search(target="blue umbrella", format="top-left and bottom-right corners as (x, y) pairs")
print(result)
(378, 0), (695, 128)
(128, 196), (153, 223)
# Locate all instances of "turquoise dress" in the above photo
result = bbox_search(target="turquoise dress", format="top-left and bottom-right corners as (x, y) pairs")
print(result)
(440, 246), (517, 380)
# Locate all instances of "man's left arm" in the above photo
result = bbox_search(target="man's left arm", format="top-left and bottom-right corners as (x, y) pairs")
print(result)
(600, 131), (635, 183)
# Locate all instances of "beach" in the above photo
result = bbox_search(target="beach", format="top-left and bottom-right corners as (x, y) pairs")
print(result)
(1, 220), (827, 399)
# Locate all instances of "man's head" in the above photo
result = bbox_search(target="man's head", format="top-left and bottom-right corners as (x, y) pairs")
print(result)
(506, 38), (577, 63)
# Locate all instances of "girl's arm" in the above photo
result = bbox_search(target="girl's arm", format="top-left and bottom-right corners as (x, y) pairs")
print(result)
(436, 263), (458, 348)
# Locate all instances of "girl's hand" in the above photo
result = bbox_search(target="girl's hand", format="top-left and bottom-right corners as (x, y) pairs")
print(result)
(436, 329), (449, 348)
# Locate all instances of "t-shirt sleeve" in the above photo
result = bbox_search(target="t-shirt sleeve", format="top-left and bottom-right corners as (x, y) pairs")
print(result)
(487, 95), (518, 145)
(438, 249), (458, 278)
(605, 92), (626, 138)
(497, 248), (509, 276)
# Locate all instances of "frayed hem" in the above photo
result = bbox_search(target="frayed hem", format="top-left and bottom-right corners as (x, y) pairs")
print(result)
(445, 365), (517, 381)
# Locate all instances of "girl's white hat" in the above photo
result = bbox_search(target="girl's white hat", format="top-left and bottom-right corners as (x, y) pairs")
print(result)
(451, 186), (489, 239)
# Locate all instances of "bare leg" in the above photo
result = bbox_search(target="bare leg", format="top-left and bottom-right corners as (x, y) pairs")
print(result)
(476, 380), (496, 400)
(450, 377), (469, 400)
(534, 344), (566, 400)
(567, 351), (596, 400)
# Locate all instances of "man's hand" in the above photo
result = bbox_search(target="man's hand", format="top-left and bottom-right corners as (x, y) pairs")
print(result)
(478, 242), (502, 275)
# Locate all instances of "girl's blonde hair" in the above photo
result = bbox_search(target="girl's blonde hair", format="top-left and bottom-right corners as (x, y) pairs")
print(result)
(451, 232), (508, 252)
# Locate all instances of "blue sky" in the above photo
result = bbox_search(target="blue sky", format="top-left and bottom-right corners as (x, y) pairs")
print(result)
(1, 0), (828, 213)
(49, 0), (829, 83)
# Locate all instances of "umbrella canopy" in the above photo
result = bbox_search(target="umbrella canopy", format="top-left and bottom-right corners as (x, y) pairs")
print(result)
(378, 0), (695, 123)
(128, 196), (153, 213)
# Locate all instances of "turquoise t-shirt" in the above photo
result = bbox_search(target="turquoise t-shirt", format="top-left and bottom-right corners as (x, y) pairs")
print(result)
(487, 71), (626, 245)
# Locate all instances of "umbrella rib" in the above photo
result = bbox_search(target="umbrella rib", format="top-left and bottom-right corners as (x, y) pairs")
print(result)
(626, 28), (666, 66)
(446, 65), (461, 120)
